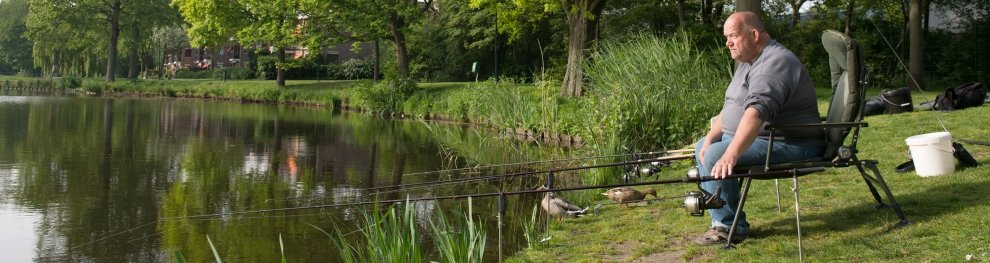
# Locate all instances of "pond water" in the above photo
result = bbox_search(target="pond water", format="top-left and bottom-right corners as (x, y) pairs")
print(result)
(0, 91), (564, 262)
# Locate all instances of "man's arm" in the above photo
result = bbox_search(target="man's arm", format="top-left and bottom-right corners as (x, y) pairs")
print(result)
(711, 107), (763, 178)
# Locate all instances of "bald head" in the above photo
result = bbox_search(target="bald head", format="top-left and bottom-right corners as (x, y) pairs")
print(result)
(726, 11), (765, 32)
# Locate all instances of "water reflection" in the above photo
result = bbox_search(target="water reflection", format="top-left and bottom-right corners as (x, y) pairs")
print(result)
(0, 92), (554, 262)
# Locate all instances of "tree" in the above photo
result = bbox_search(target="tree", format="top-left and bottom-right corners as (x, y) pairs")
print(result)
(173, 0), (305, 87)
(303, 0), (435, 80)
(26, 0), (173, 81)
(472, 0), (605, 97)
(786, 0), (809, 27)
(908, 0), (924, 90)
(736, 0), (762, 16)
(0, 0), (34, 74)
(25, 0), (99, 77)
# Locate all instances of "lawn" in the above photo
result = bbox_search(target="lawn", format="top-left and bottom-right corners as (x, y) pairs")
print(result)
(507, 92), (990, 262)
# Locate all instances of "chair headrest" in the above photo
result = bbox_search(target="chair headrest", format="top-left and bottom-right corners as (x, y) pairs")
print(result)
(822, 30), (854, 71)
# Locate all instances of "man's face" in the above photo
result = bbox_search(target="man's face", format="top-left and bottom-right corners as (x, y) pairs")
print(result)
(723, 19), (758, 63)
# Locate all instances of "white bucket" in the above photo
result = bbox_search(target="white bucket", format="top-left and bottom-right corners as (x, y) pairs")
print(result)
(904, 132), (955, 177)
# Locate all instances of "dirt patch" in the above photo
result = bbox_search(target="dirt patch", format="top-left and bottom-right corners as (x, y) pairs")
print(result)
(632, 250), (687, 263)
(601, 240), (640, 262)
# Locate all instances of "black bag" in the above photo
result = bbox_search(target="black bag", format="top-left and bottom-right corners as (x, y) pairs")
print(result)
(933, 82), (987, 111)
(953, 142), (979, 167)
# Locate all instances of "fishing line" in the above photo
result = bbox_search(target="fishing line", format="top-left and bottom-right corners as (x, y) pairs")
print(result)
(362, 154), (694, 192)
(72, 168), (812, 250)
(157, 168), (811, 223)
(868, 16), (949, 132)
(402, 149), (693, 177)
(68, 221), (159, 250)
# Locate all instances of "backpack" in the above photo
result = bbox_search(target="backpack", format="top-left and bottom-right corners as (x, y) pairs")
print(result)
(933, 82), (987, 111)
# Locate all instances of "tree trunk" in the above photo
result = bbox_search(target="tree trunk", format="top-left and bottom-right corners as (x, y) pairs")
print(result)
(374, 38), (381, 81)
(677, 0), (686, 27)
(560, 0), (604, 97)
(106, 0), (122, 82)
(713, 1), (725, 24)
(276, 46), (286, 87)
(390, 15), (410, 78)
(128, 25), (139, 80)
(701, 0), (712, 27)
(788, 0), (806, 28)
(844, 0), (854, 34)
(736, 0), (761, 16)
(908, 0), (925, 90)
(51, 50), (61, 77)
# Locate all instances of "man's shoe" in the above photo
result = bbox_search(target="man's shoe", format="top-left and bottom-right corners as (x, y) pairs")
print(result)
(693, 226), (746, 245)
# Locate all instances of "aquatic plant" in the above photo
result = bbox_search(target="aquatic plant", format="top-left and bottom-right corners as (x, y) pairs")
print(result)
(430, 197), (486, 263)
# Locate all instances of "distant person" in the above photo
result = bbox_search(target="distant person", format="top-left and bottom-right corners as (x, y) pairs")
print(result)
(692, 11), (826, 245)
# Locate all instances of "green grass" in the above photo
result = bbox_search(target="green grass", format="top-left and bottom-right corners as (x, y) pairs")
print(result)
(506, 92), (990, 262)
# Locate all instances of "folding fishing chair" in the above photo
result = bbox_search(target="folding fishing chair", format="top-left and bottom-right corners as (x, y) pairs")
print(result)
(722, 30), (910, 251)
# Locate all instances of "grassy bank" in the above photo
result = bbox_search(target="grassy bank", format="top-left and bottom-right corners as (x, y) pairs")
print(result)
(507, 94), (990, 262)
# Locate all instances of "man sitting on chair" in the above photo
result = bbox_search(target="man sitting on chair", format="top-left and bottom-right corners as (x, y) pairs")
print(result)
(693, 11), (826, 245)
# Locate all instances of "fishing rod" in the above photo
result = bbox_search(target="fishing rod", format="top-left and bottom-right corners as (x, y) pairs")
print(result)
(401, 148), (694, 177)
(75, 166), (822, 250)
(158, 167), (824, 222)
(362, 154), (695, 193)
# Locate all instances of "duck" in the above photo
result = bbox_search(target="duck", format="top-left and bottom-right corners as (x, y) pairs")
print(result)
(602, 187), (657, 208)
(539, 186), (588, 222)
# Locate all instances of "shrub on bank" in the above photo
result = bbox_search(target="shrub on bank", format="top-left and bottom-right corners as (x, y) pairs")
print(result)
(351, 78), (416, 114)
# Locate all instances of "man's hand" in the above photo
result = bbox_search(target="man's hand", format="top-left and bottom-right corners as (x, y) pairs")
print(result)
(711, 154), (739, 179)
(712, 108), (763, 179)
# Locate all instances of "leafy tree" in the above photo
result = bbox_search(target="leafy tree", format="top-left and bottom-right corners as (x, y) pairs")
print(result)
(25, 0), (174, 81)
(119, 1), (180, 79)
(25, 0), (100, 77)
(0, 0), (34, 74)
(470, 0), (606, 97)
(174, 0), (315, 86)
(302, 0), (435, 80)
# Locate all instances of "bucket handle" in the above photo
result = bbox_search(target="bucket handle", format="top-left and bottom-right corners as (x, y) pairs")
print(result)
(915, 142), (954, 153)
(880, 94), (911, 107)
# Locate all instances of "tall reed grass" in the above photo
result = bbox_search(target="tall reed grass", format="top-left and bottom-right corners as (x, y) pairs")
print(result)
(430, 197), (486, 263)
(584, 32), (730, 153)
(320, 198), (490, 262)
(329, 200), (423, 263)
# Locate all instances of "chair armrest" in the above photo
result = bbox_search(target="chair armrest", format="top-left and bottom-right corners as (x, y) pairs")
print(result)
(766, 122), (868, 131)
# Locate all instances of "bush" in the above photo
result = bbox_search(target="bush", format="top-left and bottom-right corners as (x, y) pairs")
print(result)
(55, 76), (81, 89)
(255, 55), (278, 80)
(174, 69), (213, 79)
(351, 78), (418, 114)
(340, 59), (372, 80)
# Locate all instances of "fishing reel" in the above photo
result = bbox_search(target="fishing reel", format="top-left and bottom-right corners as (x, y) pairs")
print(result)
(622, 160), (670, 183)
(683, 166), (725, 216)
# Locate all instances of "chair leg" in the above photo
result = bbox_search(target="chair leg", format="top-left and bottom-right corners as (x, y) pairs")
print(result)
(723, 178), (752, 250)
(775, 179), (782, 213)
(855, 162), (888, 209)
(860, 160), (910, 226)
(791, 172), (804, 261)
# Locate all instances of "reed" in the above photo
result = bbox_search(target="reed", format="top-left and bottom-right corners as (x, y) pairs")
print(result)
(206, 235), (223, 263)
(327, 200), (423, 263)
(584, 32), (729, 153)
(522, 204), (543, 249)
(430, 197), (486, 263)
